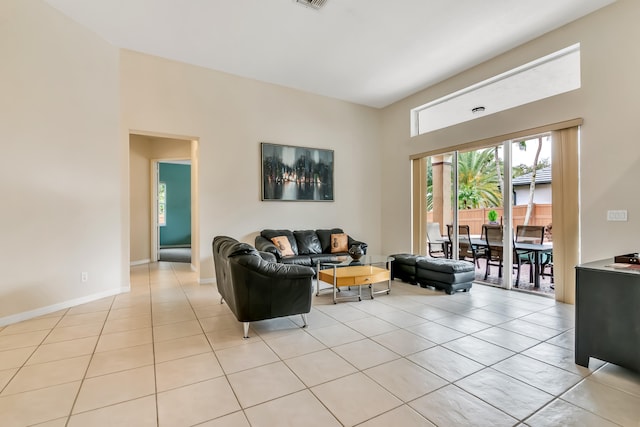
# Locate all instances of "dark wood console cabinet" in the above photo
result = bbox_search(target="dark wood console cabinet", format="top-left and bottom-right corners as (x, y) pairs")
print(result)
(575, 259), (640, 373)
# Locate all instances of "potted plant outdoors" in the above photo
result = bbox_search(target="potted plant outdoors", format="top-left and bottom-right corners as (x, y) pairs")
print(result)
(487, 210), (499, 225)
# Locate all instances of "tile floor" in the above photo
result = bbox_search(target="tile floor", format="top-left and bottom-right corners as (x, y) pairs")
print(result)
(1, 262), (639, 426)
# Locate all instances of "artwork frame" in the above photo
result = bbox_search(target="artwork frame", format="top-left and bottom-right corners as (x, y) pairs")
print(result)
(261, 142), (334, 201)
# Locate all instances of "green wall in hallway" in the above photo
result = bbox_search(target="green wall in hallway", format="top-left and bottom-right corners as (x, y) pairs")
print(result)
(159, 163), (191, 247)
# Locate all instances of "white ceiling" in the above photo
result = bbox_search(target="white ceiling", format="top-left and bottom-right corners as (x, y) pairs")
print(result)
(44, 0), (615, 108)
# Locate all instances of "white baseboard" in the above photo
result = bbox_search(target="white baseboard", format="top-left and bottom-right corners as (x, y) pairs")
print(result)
(199, 277), (215, 285)
(130, 259), (151, 266)
(0, 287), (129, 327)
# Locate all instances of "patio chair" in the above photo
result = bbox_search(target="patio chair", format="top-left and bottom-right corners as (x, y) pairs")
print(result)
(483, 224), (525, 285)
(447, 224), (484, 267)
(541, 253), (554, 284)
(541, 223), (554, 284)
(483, 224), (504, 279)
(515, 225), (545, 283)
(515, 225), (545, 244)
(427, 222), (446, 258)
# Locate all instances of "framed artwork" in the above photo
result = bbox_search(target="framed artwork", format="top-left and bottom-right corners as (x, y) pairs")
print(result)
(261, 142), (334, 201)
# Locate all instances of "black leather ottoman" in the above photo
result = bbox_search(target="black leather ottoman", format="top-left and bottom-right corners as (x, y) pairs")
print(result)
(390, 253), (422, 285)
(416, 258), (474, 294)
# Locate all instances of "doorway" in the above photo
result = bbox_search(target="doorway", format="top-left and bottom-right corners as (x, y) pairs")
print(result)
(129, 133), (199, 271)
(157, 160), (192, 263)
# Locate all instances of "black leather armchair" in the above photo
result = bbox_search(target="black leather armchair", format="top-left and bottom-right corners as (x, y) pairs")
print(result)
(212, 236), (315, 338)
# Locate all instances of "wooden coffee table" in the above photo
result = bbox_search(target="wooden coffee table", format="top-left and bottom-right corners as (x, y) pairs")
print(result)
(317, 256), (393, 303)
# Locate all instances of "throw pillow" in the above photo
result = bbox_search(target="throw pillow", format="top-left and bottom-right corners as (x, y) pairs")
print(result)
(330, 233), (348, 253)
(271, 236), (295, 257)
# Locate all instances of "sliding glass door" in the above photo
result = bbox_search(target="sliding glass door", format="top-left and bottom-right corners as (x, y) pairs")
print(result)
(415, 135), (555, 294)
(425, 154), (454, 259)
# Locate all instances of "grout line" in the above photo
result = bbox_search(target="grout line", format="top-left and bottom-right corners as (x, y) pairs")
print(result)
(168, 261), (249, 424)
(1, 264), (631, 426)
(64, 288), (117, 427)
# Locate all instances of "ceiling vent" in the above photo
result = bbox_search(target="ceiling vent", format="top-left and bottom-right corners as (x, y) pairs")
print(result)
(295, 0), (327, 10)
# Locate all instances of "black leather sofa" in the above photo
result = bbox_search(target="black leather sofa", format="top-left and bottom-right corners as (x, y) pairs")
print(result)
(255, 228), (367, 269)
(212, 236), (316, 338)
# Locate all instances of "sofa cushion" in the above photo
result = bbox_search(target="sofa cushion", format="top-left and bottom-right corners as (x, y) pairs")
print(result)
(330, 233), (348, 253)
(261, 229), (298, 255)
(416, 258), (475, 273)
(270, 236), (295, 257)
(391, 253), (421, 266)
(316, 228), (345, 253)
(294, 230), (322, 255)
(416, 268), (475, 284)
(389, 254), (424, 284)
(309, 253), (347, 264)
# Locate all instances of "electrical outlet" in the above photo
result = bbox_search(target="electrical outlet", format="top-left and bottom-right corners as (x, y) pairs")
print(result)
(81, 272), (88, 282)
(607, 210), (628, 221)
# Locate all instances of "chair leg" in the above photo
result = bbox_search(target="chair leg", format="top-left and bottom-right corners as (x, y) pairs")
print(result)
(300, 313), (308, 328)
(243, 322), (250, 339)
(484, 262), (489, 280)
(541, 259), (555, 284)
(529, 262), (534, 283)
(220, 297), (224, 305)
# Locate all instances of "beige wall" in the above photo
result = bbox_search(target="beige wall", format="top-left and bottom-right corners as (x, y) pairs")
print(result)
(2, 0), (381, 323)
(380, 0), (640, 264)
(0, 0), (122, 321)
(4, 0), (637, 323)
(120, 51), (384, 280)
(129, 136), (153, 263)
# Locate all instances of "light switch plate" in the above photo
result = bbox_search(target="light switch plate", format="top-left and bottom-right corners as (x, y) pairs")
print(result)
(607, 210), (628, 221)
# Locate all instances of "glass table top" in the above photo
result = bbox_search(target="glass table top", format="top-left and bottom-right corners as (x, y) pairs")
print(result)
(318, 254), (394, 268)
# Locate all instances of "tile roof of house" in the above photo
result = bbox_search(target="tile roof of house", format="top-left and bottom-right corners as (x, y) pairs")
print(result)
(512, 166), (552, 186)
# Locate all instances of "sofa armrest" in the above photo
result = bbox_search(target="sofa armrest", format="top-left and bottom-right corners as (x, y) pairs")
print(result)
(266, 262), (316, 279)
(259, 251), (277, 263)
(255, 236), (280, 260)
(235, 254), (315, 279)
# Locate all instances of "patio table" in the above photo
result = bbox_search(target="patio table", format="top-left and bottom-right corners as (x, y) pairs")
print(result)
(444, 237), (553, 288)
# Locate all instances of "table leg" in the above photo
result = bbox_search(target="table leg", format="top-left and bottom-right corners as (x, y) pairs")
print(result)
(316, 260), (321, 296)
(534, 251), (541, 288)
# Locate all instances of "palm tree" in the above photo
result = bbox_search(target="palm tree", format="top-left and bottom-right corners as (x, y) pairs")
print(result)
(457, 148), (502, 208)
(515, 138), (544, 225)
(494, 146), (503, 195)
(426, 157), (433, 211)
